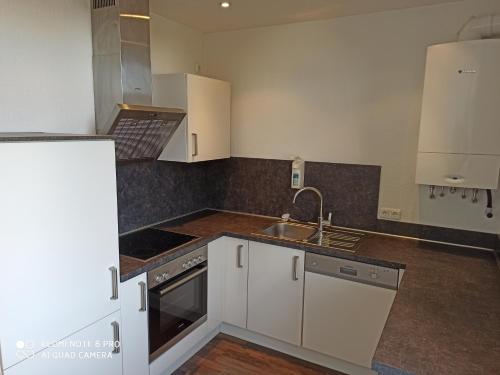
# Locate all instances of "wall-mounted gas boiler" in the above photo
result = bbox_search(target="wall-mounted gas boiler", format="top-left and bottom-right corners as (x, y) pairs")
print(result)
(415, 39), (500, 208)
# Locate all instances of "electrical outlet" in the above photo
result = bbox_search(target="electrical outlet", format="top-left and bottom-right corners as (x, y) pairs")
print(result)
(379, 207), (402, 221)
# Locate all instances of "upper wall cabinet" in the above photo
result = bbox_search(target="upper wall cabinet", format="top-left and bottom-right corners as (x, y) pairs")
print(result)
(416, 39), (500, 189)
(153, 73), (231, 163)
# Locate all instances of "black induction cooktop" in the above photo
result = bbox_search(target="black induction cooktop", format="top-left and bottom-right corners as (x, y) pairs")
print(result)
(119, 228), (198, 261)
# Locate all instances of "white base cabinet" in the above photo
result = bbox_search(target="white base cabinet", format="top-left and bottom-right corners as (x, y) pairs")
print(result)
(120, 274), (149, 375)
(204, 236), (249, 329)
(207, 237), (226, 329)
(147, 237), (397, 375)
(5, 311), (122, 375)
(247, 241), (305, 346)
(221, 238), (249, 329)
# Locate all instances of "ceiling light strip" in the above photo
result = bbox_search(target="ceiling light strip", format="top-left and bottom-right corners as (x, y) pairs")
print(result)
(120, 13), (151, 20)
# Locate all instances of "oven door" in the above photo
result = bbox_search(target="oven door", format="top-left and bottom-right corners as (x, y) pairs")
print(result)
(148, 262), (208, 362)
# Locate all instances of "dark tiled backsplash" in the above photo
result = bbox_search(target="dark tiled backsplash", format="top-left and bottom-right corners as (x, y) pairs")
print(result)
(116, 159), (226, 233)
(377, 220), (497, 249)
(116, 157), (497, 249)
(221, 158), (381, 229)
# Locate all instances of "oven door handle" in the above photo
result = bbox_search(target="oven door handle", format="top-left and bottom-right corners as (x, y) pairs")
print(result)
(157, 266), (208, 296)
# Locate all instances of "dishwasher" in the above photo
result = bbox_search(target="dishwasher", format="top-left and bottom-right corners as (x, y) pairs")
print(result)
(302, 252), (400, 369)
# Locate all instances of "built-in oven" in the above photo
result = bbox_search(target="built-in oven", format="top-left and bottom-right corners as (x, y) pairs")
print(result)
(147, 245), (208, 362)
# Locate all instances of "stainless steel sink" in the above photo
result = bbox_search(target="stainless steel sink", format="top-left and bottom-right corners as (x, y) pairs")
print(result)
(260, 222), (318, 241)
(258, 222), (366, 253)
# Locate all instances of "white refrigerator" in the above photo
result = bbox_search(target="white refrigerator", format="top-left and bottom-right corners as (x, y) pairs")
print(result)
(0, 138), (122, 374)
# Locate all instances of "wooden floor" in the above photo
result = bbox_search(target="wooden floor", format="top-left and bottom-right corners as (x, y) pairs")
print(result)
(173, 334), (346, 375)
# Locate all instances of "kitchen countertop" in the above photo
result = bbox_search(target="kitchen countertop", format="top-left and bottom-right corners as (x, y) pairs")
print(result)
(119, 210), (500, 375)
(0, 132), (112, 142)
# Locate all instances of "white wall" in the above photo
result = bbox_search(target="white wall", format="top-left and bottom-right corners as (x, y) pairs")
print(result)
(0, 0), (95, 134)
(150, 13), (205, 75)
(3, 1), (498, 233)
(203, 0), (500, 233)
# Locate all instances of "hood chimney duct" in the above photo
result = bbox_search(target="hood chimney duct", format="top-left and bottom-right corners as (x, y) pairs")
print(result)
(91, 0), (185, 161)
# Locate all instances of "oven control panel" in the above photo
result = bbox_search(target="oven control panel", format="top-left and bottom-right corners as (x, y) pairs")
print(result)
(148, 245), (208, 289)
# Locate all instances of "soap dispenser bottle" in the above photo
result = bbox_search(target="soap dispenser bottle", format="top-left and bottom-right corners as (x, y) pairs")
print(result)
(291, 157), (305, 189)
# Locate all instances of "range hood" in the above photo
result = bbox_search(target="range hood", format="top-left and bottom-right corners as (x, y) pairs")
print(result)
(91, 0), (185, 161)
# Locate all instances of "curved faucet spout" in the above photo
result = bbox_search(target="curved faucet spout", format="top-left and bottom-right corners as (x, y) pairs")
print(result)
(293, 187), (324, 232)
(293, 187), (323, 204)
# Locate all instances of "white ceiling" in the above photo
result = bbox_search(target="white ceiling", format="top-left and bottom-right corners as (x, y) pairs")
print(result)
(150, 0), (462, 33)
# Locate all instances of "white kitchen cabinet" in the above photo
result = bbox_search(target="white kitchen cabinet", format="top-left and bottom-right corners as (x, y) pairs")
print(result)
(222, 238), (249, 329)
(120, 274), (149, 375)
(153, 73), (231, 163)
(5, 310), (122, 375)
(302, 272), (396, 368)
(0, 140), (120, 370)
(206, 237), (249, 330)
(207, 238), (226, 329)
(247, 241), (305, 346)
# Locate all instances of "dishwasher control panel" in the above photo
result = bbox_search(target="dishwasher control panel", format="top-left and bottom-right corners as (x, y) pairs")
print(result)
(305, 252), (399, 290)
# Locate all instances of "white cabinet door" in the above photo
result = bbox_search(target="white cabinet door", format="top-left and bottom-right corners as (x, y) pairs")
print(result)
(187, 74), (230, 163)
(207, 237), (249, 330)
(153, 74), (189, 163)
(154, 73), (230, 163)
(0, 141), (120, 369)
(207, 238), (225, 330)
(247, 242), (305, 345)
(302, 272), (396, 368)
(120, 274), (149, 375)
(5, 310), (122, 375)
(222, 238), (249, 328)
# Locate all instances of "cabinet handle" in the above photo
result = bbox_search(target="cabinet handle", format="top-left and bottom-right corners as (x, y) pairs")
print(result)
(236, 244), (244, 268)
(111, 321), (120, 354)
(292, 256), (300, 281)
(191, 133), (198, 157)
(139, 281), (147, 312)
(158, 266), (208, 296)
(109, 266), (118, 300)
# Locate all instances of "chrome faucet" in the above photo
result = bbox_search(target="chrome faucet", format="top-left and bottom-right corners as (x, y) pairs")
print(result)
(293, 187), (327, 232)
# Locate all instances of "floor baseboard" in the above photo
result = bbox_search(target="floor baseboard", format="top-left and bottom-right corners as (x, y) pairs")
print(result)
(220, 323), (376, 375)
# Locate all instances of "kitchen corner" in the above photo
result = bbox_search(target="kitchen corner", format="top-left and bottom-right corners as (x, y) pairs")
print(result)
(2, 1), (500, 375)
(119, 210), (500, 375)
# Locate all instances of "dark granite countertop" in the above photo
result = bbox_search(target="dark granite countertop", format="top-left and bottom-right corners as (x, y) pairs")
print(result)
(0, 132), (112, 142)
(119, 210), (500, 375)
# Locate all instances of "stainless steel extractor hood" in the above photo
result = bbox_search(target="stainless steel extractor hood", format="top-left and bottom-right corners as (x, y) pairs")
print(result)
(91, 0), (185, 161)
